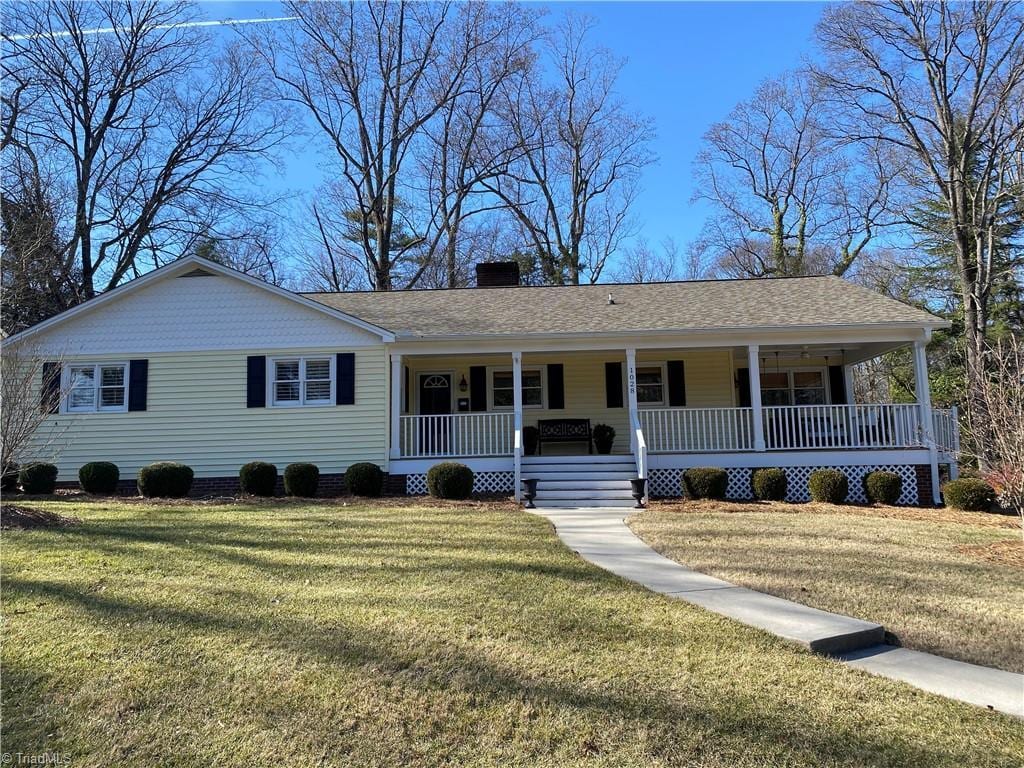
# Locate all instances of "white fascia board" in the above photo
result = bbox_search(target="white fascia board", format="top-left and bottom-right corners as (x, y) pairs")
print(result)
(387, 324), (933, 356)
(3, 255), (395, 346)
(647, 449), (931, 469)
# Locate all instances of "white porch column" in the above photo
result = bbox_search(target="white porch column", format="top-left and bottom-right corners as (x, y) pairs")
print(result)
(512, 351), (523, 501)
(914, 339), (941, 504)
(747, 345), (766, 451)
(626, 348), (639, 458)
(843, 364), (856, 404)
(389, 353), (403, 461)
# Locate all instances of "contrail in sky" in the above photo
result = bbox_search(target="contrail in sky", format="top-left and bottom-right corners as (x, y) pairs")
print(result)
(5, 16), (298, 41)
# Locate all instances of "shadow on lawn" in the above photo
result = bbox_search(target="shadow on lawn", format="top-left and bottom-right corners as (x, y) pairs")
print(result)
(1, 571), (980, 768)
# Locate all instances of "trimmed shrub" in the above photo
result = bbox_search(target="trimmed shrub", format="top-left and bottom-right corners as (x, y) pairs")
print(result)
(942, 478), (996, 512)
(344, 462), (384, 497)
(808, 469), (849, 504)
(137, 462), (194, 498)
(427, 462), (474, 500)
(1, 461), (19, 493)
(78, 462), (120, 495)
(863, 470), (902, 505)
(239, 461), (277, 497)
(751, 467), (788, 501)
(682, 467), (728, 500)
(284, 463), (320, 497)
(19, 463), (58, 495)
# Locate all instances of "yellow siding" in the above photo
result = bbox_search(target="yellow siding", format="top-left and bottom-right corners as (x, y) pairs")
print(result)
(30, 347), (387, 480)
(405, 349), (735, 455)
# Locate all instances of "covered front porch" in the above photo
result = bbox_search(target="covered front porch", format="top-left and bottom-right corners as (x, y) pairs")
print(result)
(386, 338), (957, 505)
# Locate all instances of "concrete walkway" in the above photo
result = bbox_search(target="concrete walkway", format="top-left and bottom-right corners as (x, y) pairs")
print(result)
(532, 507), (1024, 719)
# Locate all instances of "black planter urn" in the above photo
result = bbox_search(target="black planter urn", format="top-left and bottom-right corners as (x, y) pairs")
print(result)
(522, 478), (538, 509)
(630, 478), (646, 509)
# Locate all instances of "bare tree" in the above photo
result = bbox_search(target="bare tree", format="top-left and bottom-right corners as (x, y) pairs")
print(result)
(0, 342), (69, 478)
(418, 3), (541, 286)
(610, 237), (693, 283)
(966, 338), (1024, 519)
(252, 2), (528, 291)
(1, 0), (283, 301)
(488, 13), (654, 285)
(814, 1), (1024, 464)
(694, 70), (898, 278)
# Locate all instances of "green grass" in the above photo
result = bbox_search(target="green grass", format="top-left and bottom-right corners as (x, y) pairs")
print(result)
(630, 502), (1024, 673)
(2, 499), (1022, 767)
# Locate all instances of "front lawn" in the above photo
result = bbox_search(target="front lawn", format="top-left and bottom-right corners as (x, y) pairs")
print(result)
(2, 499), (1021, 767)
(630, 501), (1023, 673)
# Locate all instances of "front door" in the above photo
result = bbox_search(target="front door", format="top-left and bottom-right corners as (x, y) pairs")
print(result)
(418, 373), (452, 454)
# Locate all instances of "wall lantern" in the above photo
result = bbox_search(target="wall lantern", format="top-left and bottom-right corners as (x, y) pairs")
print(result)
(459, 374), (468, 393)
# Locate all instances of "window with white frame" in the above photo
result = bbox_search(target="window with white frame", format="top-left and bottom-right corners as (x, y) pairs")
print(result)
(491, 368), (543, 409)
(636, 365), (665, 405)
(271, 357), (334, 406)
(759, 369), (827, 406)
(66, 363), (128, 412)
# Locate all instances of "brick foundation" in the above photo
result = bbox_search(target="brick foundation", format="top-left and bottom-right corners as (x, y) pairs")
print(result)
(915, 464), (935, 507)
(56, 472), (367, 498)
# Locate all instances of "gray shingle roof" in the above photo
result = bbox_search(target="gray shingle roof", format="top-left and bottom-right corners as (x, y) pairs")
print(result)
(302, 276), (945, 339)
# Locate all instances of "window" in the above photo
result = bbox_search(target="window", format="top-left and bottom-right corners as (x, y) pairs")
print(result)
(636, 366), (664, 405)
(491, 368), (543, 409)
(271, 357), (334, 406)
(759, 369), (827, 406)
(66, 363), (127, 412)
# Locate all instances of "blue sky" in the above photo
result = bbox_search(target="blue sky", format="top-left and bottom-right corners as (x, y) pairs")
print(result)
(201, 1), (826, 260)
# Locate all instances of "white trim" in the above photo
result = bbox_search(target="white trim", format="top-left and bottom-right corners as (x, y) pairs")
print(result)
(267, 355), (336, 408)
(2, 255), (395, 346)
(388, 353), (403, 461)
(62, 361), (130, 414)
(487, 364), (547, 411)
(391, 456), (514, 475)
(648, 449), (932, 469)
(415, 370), (455, 415)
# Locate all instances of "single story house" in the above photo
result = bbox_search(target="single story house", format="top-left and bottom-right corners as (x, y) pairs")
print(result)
(6, 256), (958, 507)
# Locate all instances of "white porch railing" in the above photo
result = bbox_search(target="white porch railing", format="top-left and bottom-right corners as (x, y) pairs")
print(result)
(932, 407), (960, 456)
(640, 407), (755, 453)
(762, 404), (923, 450)
(399, 412), (514, 458)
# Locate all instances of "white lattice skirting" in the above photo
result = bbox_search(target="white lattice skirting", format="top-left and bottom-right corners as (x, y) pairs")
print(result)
(405, 471), (515, 496)
(648, 465), (919, 506)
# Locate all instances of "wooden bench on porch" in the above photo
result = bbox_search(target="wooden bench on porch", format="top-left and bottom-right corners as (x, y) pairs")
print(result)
(537, 418), (592, 455)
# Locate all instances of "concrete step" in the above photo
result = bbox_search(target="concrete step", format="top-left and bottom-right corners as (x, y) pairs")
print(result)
(524, 471), (636, 482)
(532, 498), (637, 509)
(536, 479), (633, 490)
(522, 454), (632, 464)
(536, 489), (635, 500)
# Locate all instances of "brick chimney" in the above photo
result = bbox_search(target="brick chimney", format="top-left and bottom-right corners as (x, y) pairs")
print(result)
(475, 261), (520, 287)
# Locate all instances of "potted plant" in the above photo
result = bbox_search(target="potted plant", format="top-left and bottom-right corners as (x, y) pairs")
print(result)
(521, 478), (538, 509)
(593, 424), (615, 454)
(523, 425), (539, 456)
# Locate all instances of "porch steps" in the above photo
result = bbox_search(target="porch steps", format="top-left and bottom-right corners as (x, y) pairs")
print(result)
(522, 456), (637, 509)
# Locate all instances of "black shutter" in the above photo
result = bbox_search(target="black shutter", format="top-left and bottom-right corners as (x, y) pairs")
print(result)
(246, 356), (266, 408)
(469, 366), (487, 411)
(828, 365), (847, 405)
(548, 364), (565, 409)
(128, 360), (148, 411)
(666, 360), (686, 407)
(336, 353), (355, 405)
(737, 368), (752, 408)
(605, 362), (623, 408)
(41, 362), (61, 414)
